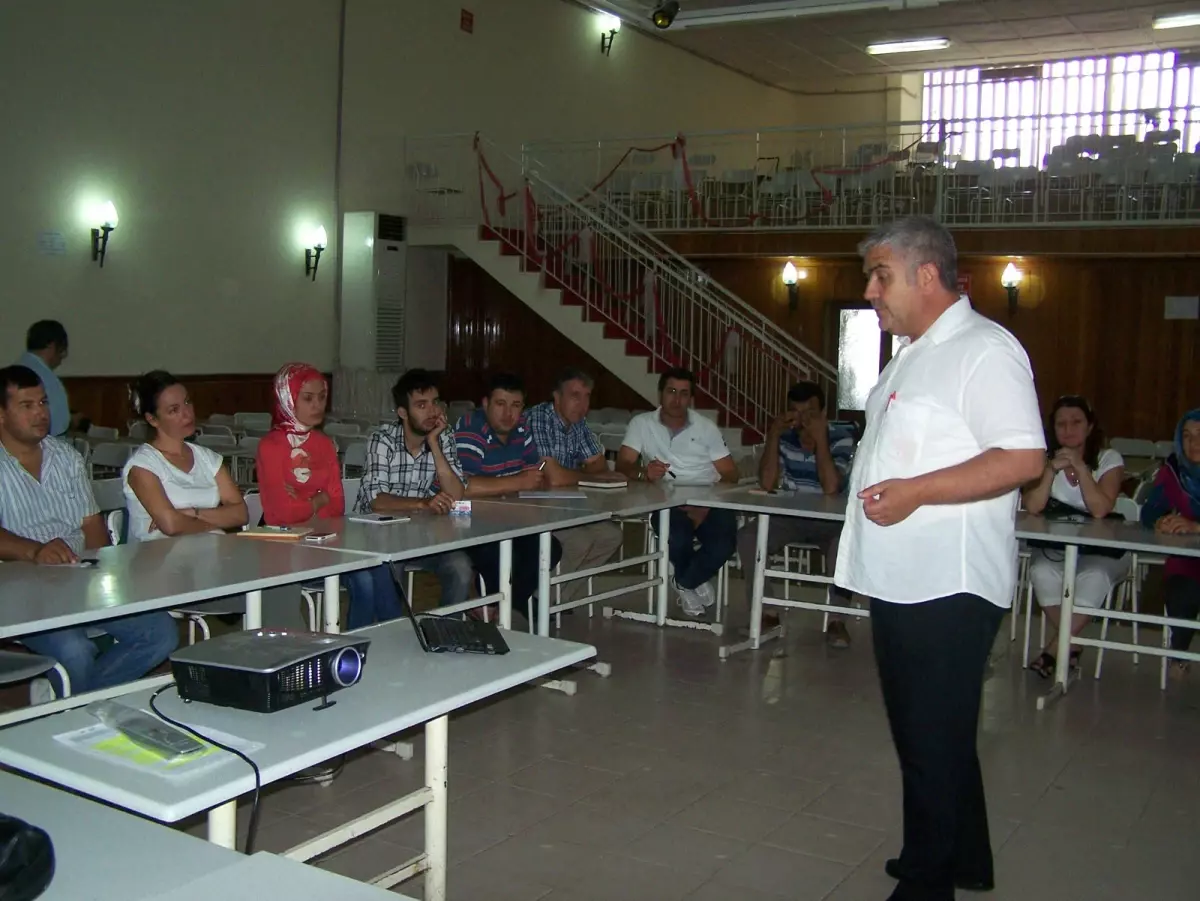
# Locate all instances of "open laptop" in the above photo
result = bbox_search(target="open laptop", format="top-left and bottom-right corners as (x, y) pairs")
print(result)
(389, 564), (510, 655)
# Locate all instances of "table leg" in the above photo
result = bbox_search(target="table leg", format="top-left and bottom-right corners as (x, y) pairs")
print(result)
(655, 508), (670, 626)
(537, 531), (553, 637)
(498, 539), (513, 630)
(424, 714), (449, 901)
(1038, 543), (1078, 710)
(749, 513), (769, 648)
(244, 589), (262, 630)
(323, 575), (341, 634)
(207, 800), (238, 848)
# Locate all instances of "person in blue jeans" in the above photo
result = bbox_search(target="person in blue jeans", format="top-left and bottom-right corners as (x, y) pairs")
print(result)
(615, 368), (740, 615)
(0, 365), (178, 697)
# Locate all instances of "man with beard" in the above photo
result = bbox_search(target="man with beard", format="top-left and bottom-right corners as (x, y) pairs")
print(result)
(0, 365), (178, 700)
(355, 369), (474, 607)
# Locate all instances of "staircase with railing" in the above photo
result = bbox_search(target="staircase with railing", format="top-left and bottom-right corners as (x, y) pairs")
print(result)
(404, 135), (838, 443)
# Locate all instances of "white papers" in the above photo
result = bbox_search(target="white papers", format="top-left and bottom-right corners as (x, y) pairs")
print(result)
(54, 721), (263, 783)
(347, 514), (411, 525)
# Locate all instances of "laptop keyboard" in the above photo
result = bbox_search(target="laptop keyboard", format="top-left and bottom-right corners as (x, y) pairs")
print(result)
(419, 616), (508, 654)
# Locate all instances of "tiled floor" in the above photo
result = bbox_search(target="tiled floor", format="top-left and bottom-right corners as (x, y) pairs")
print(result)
(194, 580), (1199, 901)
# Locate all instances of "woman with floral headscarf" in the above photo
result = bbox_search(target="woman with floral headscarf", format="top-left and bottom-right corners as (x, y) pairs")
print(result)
(257, 363), (403, 629)
(1140, 409), (1200, 680)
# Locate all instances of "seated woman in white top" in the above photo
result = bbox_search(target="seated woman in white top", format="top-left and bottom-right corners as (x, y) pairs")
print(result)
(122, 371), (247, 542)
(1022, 395), (1128, 677)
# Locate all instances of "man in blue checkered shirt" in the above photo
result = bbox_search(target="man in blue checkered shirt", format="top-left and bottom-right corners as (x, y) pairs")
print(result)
(526, 368), (625, 605)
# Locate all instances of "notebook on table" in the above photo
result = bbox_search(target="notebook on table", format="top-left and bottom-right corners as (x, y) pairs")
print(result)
(236, 526), (312, 541)
(578, 479), (628, 490)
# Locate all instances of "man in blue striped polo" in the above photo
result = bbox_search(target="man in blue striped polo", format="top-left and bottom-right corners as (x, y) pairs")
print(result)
(0, 365), (178, 700)
(736, 381), (857, 648)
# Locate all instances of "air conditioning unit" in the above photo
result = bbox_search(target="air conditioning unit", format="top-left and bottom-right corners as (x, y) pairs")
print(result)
(340, 212), (408, 371)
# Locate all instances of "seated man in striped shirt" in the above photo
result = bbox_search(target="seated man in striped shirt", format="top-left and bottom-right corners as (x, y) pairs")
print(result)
(0, 365), (178, 700)
(457, 373), (562, 625)
(526, 368), (625, 608)
(736, 380), (857, 648)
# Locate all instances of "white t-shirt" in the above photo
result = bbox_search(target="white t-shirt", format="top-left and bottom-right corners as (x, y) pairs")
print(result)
(621, 408), (732, 486)
(834, 298), (1045, 608)
(122, 444), (224, 542)
(1050, 447), (1124, 511)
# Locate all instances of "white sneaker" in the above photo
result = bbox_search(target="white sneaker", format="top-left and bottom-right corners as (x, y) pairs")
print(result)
(29, 677), (56, 705)
(692, 580), (717, 609)
(673, 578), (706, 616)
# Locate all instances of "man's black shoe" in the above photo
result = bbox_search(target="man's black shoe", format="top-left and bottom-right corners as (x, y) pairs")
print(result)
(885, 858), (994, 892)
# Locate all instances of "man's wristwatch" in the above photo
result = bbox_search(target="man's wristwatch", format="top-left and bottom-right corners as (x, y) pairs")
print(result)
(637, 468), (645, 482)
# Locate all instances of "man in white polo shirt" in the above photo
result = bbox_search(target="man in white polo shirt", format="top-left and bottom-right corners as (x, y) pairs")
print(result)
(617, 368), (739, 615)
(835, 218), (1045, 901)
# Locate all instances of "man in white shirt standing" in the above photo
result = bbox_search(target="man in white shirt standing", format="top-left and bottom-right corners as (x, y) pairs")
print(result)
(834, 217), (1045, 901)
(617, 368), (739, 615)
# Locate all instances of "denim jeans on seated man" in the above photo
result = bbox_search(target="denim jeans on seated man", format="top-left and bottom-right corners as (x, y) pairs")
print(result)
(343, 564), (407, 631)
(406, 551), (474, 608)
(656, 506), (739, 593)
(21, 611), (179, 696)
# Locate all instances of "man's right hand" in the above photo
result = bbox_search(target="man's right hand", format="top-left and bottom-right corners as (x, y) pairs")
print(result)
(645, 459), (671, 482)
(768, 412), (797, 435)
(423, 491), (456, 515)
(516, 468), (547, 491)
(33, 539), (78, 565)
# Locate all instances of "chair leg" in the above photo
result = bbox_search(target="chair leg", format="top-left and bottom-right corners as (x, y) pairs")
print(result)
(1095, 589), (1114, 680)
(51, 662), (72, 698)
(1161, 623), (1171, 691)
(1022, 581), (1035, 668)
(782, 546), (791, 601)
(301, 588), (323, 632)
(1129, 558), (1140, 665)
(188, 617), (197, 646)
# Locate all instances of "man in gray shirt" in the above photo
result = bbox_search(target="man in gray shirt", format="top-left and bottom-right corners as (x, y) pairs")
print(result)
(0, 365), (178, 698)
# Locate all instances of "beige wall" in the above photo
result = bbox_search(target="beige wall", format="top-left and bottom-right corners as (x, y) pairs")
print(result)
(0, 0), (340, 375)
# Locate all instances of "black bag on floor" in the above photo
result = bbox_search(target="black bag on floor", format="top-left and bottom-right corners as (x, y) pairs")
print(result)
(0, 814), (53, 901)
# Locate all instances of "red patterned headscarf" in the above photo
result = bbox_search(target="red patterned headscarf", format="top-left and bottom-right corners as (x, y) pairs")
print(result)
(271, 362), (326, 438)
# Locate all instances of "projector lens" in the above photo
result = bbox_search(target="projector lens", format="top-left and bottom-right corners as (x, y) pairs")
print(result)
(330, 647), (363, 687)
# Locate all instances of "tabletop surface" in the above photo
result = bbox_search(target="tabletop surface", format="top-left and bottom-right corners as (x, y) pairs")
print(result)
(694, 487), (850, 521)
(473, 482), (739, 518)
(307, 502), (616, 561)
(0, 533), (384, 639)
(0, 770), (241, 901)
(0, 622), (596, 822)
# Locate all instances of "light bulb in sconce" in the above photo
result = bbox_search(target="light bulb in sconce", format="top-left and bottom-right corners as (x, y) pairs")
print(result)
(599, 12), (621, 55)
(781, 260), (799, 286)
(1001, 262), (1023, 316)
(305, 225), (327, 281)
(90, 200), (119, 267)
(782, 260), (806, 311)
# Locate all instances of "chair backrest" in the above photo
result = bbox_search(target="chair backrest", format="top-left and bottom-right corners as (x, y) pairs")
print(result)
(343, 441), (368, 471)
(324, 422), (362, 438)
(244, 426), (271, 439)
(195, 434), (236, 449)
(1113, 495), (1140, 523)
(128, 421), (150, 442)
(238, 435), (260, 452)
(234, 412), (271, 429)
(342, 477), (361, 502)
(87, 425), (119, 440)
(105, 508), (128, 545)
(90, 443), (132, 470)
(200, 424), (235, 439)
(72, 437), (91, 461)
(599, 434), (623, 456)
(1109, 437), (1157, 458)
(1154, 440), (1174, 459)
(206, 413), (236, 427)
(91, 477), (125, 512)
(446, 401), (475, 422)
(243, 490), (263, 529)
(1133, 468), (1160, 505)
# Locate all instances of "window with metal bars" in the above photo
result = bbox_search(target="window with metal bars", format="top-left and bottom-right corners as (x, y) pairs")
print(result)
(922, 51), (1200, 167)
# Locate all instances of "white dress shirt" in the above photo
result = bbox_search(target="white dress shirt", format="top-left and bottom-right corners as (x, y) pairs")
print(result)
(834, 298), (1045, 608)
(621, 408), (731, 486)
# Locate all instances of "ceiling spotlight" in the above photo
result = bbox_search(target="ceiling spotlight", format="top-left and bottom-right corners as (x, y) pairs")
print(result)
(652, 1), (680, 29)
(866, 37), (950, 55)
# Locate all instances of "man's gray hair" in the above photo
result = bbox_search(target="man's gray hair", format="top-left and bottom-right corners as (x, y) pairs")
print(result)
(857, 216), (958, 294)
(553, 367), (594, 393)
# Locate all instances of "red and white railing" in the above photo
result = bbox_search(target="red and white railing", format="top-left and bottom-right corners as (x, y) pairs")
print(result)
(403, 134), (838, 440)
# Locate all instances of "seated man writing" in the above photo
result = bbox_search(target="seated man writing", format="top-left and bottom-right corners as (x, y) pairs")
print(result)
(355, 369), (474, 607)
(527, 367), (625, 608)
(616, 368), (739, 616)
(457, 373), (562, 624)
(0, 365), (178, 699)
(736, 380), (857, 648)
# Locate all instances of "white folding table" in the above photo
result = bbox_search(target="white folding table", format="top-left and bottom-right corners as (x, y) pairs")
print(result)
(0, 621), (595, 901)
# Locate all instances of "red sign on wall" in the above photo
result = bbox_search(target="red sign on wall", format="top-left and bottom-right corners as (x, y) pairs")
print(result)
(460, 9), (474, 33)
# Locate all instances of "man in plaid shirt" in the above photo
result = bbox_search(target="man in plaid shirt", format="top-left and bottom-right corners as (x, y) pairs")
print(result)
(526, 368), (625, 605)
(355, 369), (473, 606)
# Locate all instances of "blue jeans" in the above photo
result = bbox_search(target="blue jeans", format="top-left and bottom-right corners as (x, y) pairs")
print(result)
(344, 565), (406, 630)
(407, 551), (474, 607)
(22, 611), (179, 695)
(658, 507), (738, 590)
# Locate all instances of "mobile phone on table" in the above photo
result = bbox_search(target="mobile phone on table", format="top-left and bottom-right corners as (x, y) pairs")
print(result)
(304, 532), (337, 543)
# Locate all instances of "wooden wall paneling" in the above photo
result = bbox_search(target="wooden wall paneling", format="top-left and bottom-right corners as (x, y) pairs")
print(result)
(444, 258), (653, 411)
(61, 374), (288, 429)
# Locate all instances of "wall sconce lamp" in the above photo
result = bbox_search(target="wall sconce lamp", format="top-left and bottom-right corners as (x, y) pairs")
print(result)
(90, 201), (118, 267)
(305, 225), (327, 281)
(782, 260), (806, 312)
(1001, 261), (1023, 316)
(599, 13), (620, 55)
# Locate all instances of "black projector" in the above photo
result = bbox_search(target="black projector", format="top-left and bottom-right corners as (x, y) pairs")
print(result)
(170, 630), (371, 713)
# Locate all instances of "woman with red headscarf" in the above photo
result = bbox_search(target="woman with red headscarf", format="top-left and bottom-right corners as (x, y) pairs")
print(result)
(256, 363), (403, 629)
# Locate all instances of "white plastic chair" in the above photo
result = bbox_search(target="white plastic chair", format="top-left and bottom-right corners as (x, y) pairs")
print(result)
(1109, 437), (1157, 458)
(87, 424), (119, 441)
(1, 650), (70, 705)
(91, 478), (126, 513)
(325, 422), (363, 439)
(90, 443), (132, 477)
(234, 412), (271, 430)
(342, 442), (368, 476)
(128, 421), (150, 442)
(199, 424), (235, 440)
(195, 434), (236, 449)
(446, 401), (475, 424)
(1094, 497), (1145, 680)
(205, 413), (236, 427)
(1154, 440), (1174, 459)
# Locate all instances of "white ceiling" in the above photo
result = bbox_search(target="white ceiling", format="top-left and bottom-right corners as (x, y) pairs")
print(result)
(596, 0), (1200, 90)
